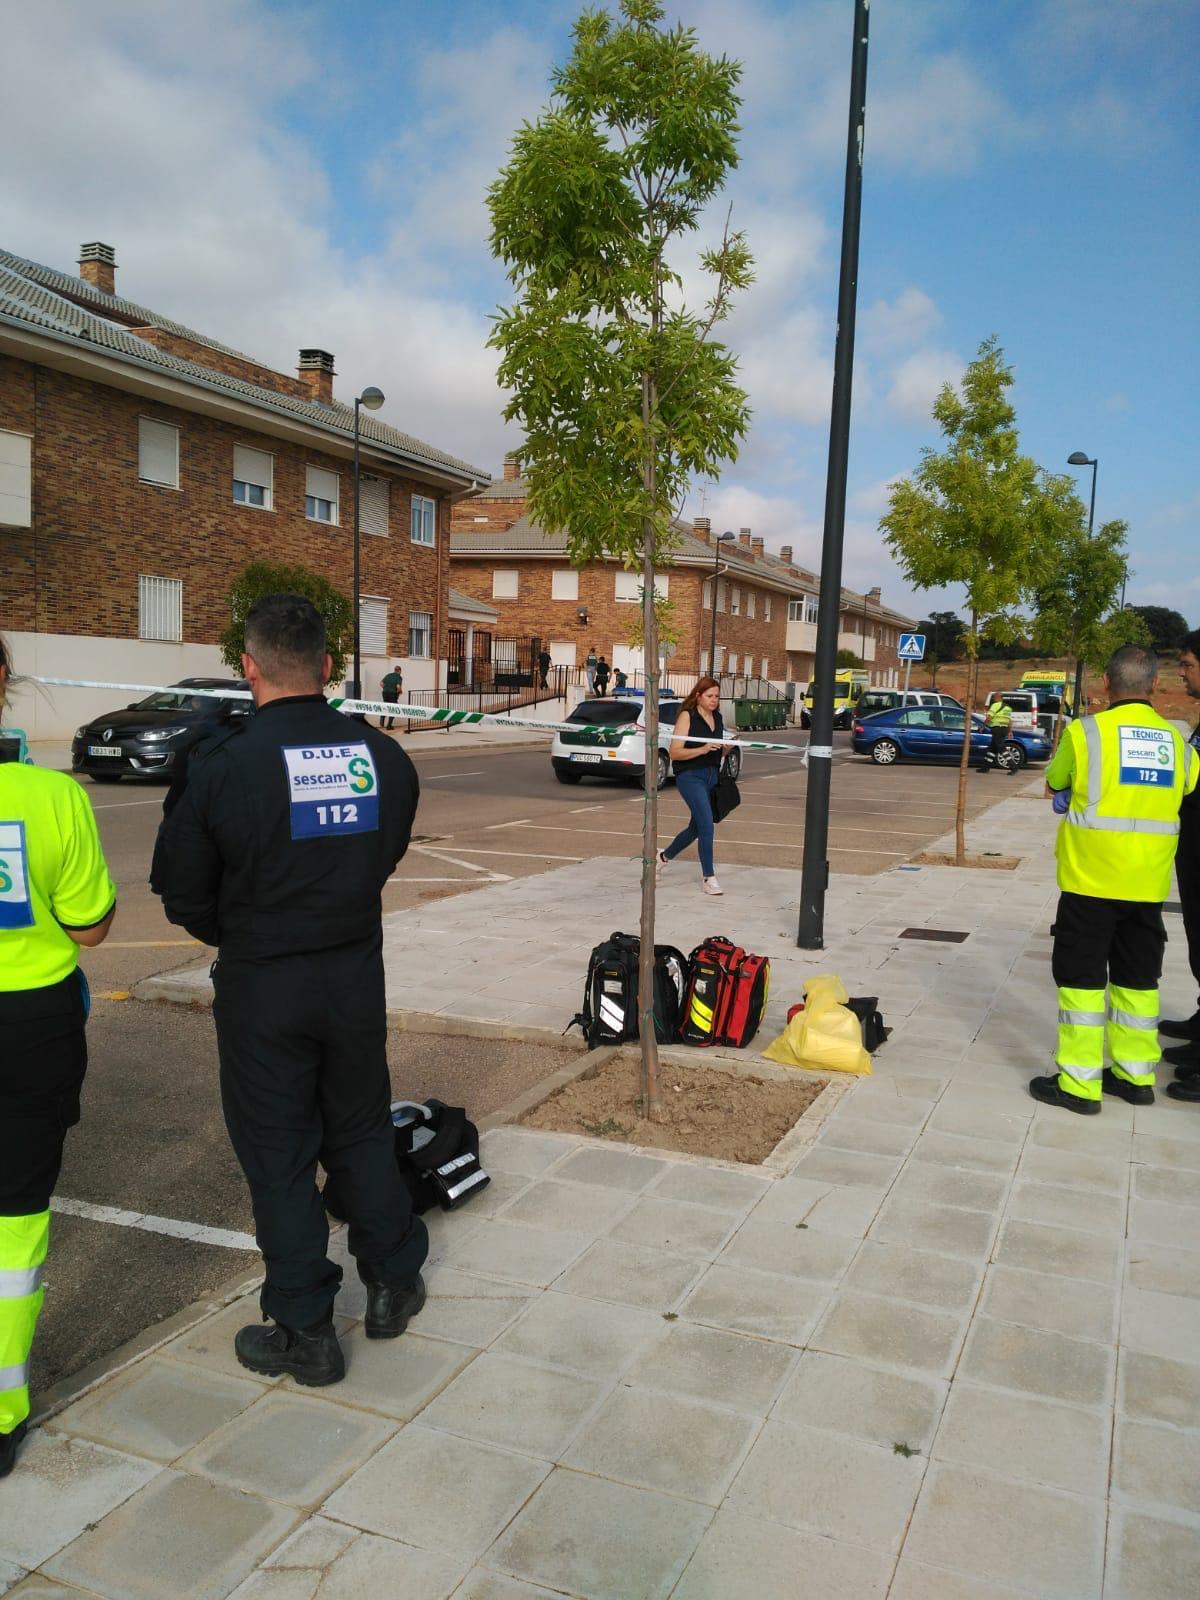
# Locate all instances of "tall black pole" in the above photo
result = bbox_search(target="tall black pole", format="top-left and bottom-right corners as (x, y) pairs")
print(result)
(1071, 457), (1097, 717)
(797, 0), (870, 948)
(352, 397), (362, 699)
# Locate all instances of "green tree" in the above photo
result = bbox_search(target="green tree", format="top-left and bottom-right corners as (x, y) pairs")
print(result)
(489, 0), (752, 1113)
(880, 338), (1072, 863)
(835, 648), (864, 669)
(220, 561), (353, 682)
(1031, 498), (1133, 736)
(917, 610), (966, 663)
(1125, 605), (1190, 656)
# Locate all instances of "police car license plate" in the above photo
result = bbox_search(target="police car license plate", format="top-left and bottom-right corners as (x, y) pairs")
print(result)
(570, 753), (603, 762)
(88, 745), (122, 757)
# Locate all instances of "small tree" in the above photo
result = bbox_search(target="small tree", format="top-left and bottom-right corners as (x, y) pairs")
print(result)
(881, 338), (1071, 862)
(220, 561), (353, 682)
(1031, 497), (1132, 739)
(1125, 605), (1190, 656)
(835, 649), (864, 669)
(489, 0), (752, 1114)
(624, 587), (682, 673)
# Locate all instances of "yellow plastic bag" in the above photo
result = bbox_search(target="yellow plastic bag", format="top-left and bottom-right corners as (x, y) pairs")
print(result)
(762, 972), (872, 1075)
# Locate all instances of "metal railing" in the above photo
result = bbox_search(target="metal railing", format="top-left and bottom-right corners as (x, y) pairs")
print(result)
(389, 666), (569, 731)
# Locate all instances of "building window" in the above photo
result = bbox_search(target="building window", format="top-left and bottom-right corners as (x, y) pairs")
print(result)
(232, 445), (273, 510)
(138, 575), (182, 641)
(700, 649), (710, 675)
(305, 465), (339, 524)
(788, 600), (803, 622)
(713, 644), (725, 672)
(716, 580), (727, 613)
(764, 595), (771, 622)
(747, 591), (756, 619)
(492, 570), (519, 599)
(730, 586), (741, 616)
(761, 656), (770, 678)
(549, 640), (575, 667)
(805, 595), (819, 624)
(411, 494), (435, 546)
(727, 652), (738, 674)
(409, 610), (433, 658)
(703, 579), (713, 610)
(551, 569), (579, 601)
(614, 571), (668, 602)
(361, 475), (390, 537)
(0, 429), (32, 528)
(138, 418), (179, 488)
(358, 595), (389, 656)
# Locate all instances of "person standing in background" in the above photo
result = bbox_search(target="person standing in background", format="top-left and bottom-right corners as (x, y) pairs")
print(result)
(658, 676), (729, 897)
(585, 647), (598, 695)
(1163, 631), (1200, 1096)
(983, 695), (1014, 772)
(594, 656), (611, 696)
(0, 636), (116, 1477)
(379, 664), (403, 731)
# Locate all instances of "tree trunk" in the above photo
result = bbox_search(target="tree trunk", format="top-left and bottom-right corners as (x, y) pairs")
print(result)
(638, 371), (661, 1119)
(954, 611), (979, 865)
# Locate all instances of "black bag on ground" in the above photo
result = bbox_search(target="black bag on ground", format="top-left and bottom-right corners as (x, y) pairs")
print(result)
(567, 932), (688, 1047)
(846, 996), (890, 1053)
(323, 1099), (489, 1219)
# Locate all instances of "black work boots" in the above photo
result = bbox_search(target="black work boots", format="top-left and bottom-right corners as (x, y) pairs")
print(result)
(1160, 1009), (1200, 1042)
(0, 1420), (27, 1478)
(235, 1316), (345, 1386)
(363, 1273), (426, 1340)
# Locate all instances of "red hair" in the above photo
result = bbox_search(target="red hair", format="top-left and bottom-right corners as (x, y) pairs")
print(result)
(681, 676), (720, 714)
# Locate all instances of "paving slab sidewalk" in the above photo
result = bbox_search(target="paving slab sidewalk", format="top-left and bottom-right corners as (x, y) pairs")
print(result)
(13, 780), (1200, 1599)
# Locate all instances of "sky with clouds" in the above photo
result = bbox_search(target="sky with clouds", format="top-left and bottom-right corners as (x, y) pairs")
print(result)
(4, 0), (1197, 622)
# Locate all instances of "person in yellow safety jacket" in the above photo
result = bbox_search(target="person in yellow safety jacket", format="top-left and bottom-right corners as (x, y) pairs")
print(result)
(1030, 644), (1198, 1116)
(983, 696), (1014, 772)
(0, 636), (116, 1477)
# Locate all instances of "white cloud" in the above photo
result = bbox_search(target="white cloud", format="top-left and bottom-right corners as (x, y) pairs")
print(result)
(869, 56), (1014, 175)
(886, 347), (963, 424)
(862, 288), (942, 355)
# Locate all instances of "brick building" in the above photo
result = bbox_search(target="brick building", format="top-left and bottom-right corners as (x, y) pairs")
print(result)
(0, 242), (488, 736)
(451, 464), (914, 687)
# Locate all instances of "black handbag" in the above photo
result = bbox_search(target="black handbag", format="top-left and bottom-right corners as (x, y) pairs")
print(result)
(710, 758), (741, 823)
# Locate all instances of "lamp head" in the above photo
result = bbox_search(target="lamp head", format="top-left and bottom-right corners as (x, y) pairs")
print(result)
(1067, 451), (1094, 466)
(358, 387), (386, 411)
(717, 530), (736, 543)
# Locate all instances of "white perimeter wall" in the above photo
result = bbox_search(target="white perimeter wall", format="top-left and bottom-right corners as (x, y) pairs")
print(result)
(3, 632), (440, 739)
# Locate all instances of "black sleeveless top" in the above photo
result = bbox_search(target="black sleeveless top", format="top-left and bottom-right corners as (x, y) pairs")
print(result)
(681, 707), (724, 770)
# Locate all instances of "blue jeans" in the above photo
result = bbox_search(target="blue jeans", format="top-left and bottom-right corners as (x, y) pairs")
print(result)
(665, 765), (718, 877)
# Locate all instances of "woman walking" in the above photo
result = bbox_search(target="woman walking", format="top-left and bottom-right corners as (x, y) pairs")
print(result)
(657, 676), (729, 895)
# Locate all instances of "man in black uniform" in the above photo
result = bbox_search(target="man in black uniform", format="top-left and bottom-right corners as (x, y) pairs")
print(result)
(1165, 630), (1200, 1097)
(153, 595), (427, 1384)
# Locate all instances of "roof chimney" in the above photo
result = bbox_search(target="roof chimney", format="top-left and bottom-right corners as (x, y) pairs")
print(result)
(78, 242), (116, 296)
(780, 545), (793, 564)
(297, 349), (336, 405)
(866, 585), (882, 603)
(751, 537), (764, 557)
(737, 528), (752, 549)
(503, 451), (523, 481)
(692, 515), (711, 543)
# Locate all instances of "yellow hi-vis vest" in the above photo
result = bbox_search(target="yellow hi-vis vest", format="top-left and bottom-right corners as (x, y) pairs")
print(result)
(1046, 703), (1198, 902)
(987, 700), (1013, 729)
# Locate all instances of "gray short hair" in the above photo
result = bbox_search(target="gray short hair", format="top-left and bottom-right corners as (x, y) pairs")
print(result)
(1106, 643), (1158, 696)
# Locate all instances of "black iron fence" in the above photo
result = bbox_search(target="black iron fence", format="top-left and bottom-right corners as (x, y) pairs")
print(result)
(392, 666), (570, 731)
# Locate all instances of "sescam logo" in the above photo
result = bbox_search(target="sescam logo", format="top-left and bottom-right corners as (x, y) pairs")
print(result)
(0, 820), (35, 929)
(1118, 725), (1176, 788)
(283, 744), (380, 838)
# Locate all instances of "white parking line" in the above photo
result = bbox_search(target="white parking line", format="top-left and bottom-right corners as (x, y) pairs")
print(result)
(421, 771), (484, 780)
(90, 798), (165, 810)
(486, 818), (533, 830)
(443, 847), (584, 862)
(52, 1196), (257, 1251)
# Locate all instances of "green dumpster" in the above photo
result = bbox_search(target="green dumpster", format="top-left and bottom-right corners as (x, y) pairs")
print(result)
(734, 698), (755, 731)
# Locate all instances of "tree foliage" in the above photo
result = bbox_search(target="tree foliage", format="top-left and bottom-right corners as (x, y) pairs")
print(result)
(881, 338), (1075, 862)
(835, 649), (864, 669)
(220, 561), (352, 681)
(1031, 512), (1133, 667)
(917, 611), (967, 663)
(488, 0), (752, 1113)
(1125, 605), (1191, 656)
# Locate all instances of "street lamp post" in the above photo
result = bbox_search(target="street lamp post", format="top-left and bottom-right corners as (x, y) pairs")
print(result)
(351, 386), (386, 698)
(1067, 451), (1098, 716)
(709, 531), (736, 674)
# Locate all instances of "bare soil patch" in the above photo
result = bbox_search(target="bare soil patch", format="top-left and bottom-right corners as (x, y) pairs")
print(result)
(521, 1050), (827, 1164)
(911, 851), (1021, 871)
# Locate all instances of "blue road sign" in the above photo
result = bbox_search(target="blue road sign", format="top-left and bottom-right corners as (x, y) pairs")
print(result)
(898, 633), (926, 661)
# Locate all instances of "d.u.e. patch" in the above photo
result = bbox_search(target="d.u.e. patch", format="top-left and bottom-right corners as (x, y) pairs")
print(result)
(282, 743), (380, 838)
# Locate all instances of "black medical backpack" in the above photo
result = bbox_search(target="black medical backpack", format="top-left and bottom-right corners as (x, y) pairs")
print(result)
(323, 1099), (489, 1218)
(568, 932), (688, 1048)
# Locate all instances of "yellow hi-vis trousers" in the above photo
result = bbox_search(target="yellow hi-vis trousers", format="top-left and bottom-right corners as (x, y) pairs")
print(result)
(0, 1212), (49, 1435)
(1056, 985), (1160, 1100)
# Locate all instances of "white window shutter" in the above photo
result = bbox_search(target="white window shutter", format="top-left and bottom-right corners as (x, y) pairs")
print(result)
(0, 429), (32, 527)
(551, 569), (578, 600)
(492, 570), (519, 598)
(306, 466), (339, 505)
(360, 476), (389, 537)
(138, 418), (179, 487)
(614, 571), (639, 602)
(359, 596), (389, 655)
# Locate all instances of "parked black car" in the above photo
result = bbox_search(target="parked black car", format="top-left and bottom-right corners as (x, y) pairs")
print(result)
(71, 678), (251, 782)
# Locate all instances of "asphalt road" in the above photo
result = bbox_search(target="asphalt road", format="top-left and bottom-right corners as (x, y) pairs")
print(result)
(32, 732), (1015, 1405)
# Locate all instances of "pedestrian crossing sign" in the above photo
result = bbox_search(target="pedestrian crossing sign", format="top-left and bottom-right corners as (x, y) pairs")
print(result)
(898, 633), (926, 661)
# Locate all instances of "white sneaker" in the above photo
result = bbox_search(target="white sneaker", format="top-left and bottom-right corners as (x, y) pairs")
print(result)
(655, 850), (669, 883)
(702, 876), (723, 895)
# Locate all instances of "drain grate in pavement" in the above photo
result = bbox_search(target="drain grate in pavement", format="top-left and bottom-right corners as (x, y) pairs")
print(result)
(899, 928), (970, 943)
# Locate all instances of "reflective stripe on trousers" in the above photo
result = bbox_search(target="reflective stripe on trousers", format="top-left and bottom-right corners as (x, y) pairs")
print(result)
(1056, 985), (1105, 1101)
(0, 1212), (50, 1435)
(1108, 984), (1160, 1088)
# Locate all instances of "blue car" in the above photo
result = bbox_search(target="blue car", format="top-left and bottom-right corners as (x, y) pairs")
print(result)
(851, 704), (1052, 770)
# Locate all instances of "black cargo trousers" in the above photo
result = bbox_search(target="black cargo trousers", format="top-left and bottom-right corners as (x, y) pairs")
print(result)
(1178, 816), (1200, 1008)
(212, 935), (427, 1329)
